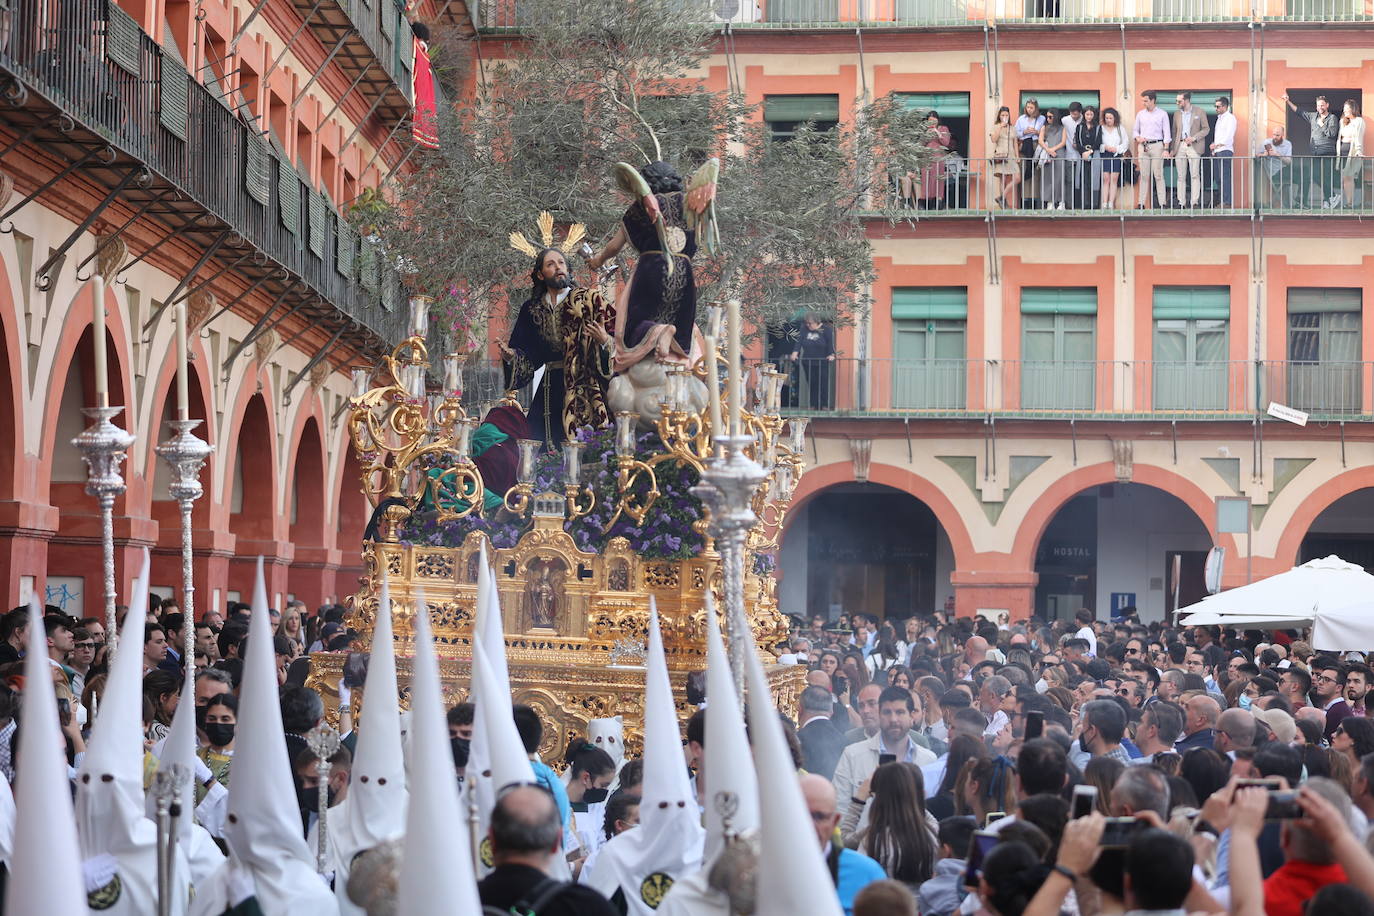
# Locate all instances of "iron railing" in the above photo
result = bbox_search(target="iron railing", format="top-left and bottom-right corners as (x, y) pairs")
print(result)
(477, 0), (1374, 28)
(876, 154), (1370, 215)
(329, 0), (414, 104)
(0, 0), (408, 348)
(753, 358), (1374, 419)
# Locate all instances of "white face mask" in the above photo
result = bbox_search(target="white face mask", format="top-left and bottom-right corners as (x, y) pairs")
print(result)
(1035, 678), (1050, 694)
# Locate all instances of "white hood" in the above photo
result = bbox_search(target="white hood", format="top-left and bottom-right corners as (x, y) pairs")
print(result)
(5, 596), (87, 914)
(77, 548), (189, 914)
(583, 599), (704, 914)
(702, 593), (758, 864)
(214, 556), (336, 915)
(396, 589), (481, 914)
(744, 638), (843, 916)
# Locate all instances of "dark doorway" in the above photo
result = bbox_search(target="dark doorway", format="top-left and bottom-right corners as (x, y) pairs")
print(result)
(1164, 550), (1209, 619)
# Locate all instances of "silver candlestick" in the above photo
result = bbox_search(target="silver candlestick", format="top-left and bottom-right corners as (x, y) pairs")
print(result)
(307, 724), (342, 873)
(693, 434), (768, 704)
(72, 404), (135, 659)
(151, 763), (185, 916)
(155, 419), (214, 684)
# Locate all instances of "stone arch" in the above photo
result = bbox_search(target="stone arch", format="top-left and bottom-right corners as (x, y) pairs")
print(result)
(288, 414), (328, 550)
(1274, 466), (1374, 569)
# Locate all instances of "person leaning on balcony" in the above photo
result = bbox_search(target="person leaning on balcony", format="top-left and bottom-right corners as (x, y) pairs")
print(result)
(1015, 99), (1046, 204)
(1099, 107), (1129, 209)
(1074, 105), (1104, 210)
(1036, 109), (1069, 210)
(1209, 97), (1238, 207)
(1334, 99), (1365, 210)
(1258, 125), (1294, 208)
(1170, 91), (1211, 208)
(989, 106), (1022, 208)
(1281, 93), (1339, 208)
(1133, 90), (1172, 209)
(1060, 102), (1085, 207)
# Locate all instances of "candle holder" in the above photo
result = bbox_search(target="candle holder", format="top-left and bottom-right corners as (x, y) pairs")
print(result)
(72, 405), (135, 658)
(502, 439), (541, 516)
(563, 441), (595, 519)
(693, 434), (769, 702)
(155, 419), (213, 682)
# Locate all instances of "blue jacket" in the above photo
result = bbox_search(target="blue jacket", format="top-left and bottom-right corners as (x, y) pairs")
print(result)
(531, 758), (571, 827)
(918, 857), (969, 916)
(836, 848), (886, 916)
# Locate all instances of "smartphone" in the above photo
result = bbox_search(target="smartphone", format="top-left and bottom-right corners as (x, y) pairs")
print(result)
(833, 674), (848, 697)
(1100, 817), (1145, 849)
(342, 651), (370, 689)
(1265, 790), (1303, 820)
(962, 830), (999, 887)
(878, 753), (897, 767)
(57, 697), (70, 726)
(1024, 711), (1044, 741)
(1071, 784), (1098, 819)
(984, 811), (1006, 827)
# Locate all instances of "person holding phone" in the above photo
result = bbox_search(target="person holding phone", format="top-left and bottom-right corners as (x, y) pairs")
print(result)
(833, 687), (937, 809)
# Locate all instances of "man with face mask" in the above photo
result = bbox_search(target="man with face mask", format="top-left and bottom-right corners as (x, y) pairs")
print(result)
(294, 745), (351, 830)
(1076, 699), (1131, 767)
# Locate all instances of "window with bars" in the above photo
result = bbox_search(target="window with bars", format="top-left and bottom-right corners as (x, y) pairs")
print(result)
(891, 287), (967, 409)
(1020, 288), (1096, 410)
(1152, 287), (1229, 410)
(1287, 288), (1361, 413)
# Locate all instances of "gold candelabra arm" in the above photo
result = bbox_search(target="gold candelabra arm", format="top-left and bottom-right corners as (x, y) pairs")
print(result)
(655, 406), (711, 471)
(503, 482), (533, 516)
(565, 483), (595, 519)
(426, 458), (487, 523)
(604, 456), (660, 532)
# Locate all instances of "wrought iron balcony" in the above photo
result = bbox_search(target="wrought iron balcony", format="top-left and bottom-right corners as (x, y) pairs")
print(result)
(476, 0), (1374, 29)
(872, 154), (1371, 216)
(286, 0), (415, 129)
(0, 0), (410, 363)
(756, 358), (1374, 420)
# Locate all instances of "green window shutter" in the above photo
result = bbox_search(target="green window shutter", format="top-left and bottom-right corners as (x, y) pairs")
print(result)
(159, 55), (189, 141)
(764, 95), (841, 123)
(244, 133), (271, 205)
(1152, 286), (1230, 320)
(1287, 288), (1361, 313)
(336, 216), (357, 278)
(359, 240), (379, 293)
(381, 267), (400, 312)
(1157, 91), (1233, 115)
(1018, 91), (1100, 113)
(894, 93), (971, 118)
(278, 153), (300, 235)
(106, 5), (142, 76)
(1020, 287), (1098, 315)
(381, 0), (397, 37)
(308, 191), (327, 257)
(892, 287), (969, 320)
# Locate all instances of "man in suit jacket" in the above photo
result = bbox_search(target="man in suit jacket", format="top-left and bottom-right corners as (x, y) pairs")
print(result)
(1171, 91), (1211, 207)
(798, 685), (849, 780)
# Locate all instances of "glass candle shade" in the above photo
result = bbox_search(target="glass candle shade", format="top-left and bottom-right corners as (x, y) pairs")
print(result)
(351, 368), (370, 398)
(615, 412), (637, 458)
(408, 297), (431, 338)
(516, 439), (541, 485)
(563, 441), (584, 486)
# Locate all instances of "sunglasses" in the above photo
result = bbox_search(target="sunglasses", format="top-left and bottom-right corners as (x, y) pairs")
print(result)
(73, 642), (96, 649)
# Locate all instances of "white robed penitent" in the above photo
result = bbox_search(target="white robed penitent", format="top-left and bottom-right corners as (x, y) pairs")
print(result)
(189, 557), (339, 916)
(308, 577), (408, 916)
(583, 600), (705, 913)
(77, 548), (192, 915)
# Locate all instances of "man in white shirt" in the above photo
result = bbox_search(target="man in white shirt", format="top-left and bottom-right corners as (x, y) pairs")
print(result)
(1133, 89), (1172, 209)
(1209, 96), (1238, 207)
(1073, 608), (1098, 657)
(832, 687), (935, 807)
(1062, 102), (1085, 207)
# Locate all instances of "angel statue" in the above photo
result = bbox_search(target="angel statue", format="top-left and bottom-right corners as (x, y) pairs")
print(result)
(502, 212), (617, 447)
(587, 158), (719, 373)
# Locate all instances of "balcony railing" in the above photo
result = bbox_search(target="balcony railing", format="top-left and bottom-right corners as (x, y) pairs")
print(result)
(875, 155), (1371, 216)
(758, 358), (1374, 419)
(476, 0), (1374, 28)
(0, 0), (408, 349)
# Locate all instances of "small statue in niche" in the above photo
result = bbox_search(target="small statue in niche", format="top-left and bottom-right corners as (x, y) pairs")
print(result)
(524, 557), (565, 630)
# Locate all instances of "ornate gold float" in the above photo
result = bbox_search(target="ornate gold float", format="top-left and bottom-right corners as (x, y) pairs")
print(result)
(310, 298), (807, 759)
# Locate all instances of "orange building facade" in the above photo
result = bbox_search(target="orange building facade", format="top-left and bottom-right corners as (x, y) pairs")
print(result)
(0, 0), (444, 615)
(472, 1), (1374, 623)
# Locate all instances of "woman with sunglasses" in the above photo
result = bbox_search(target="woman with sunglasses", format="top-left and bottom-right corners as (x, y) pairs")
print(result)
(1036, 109), (1069, 210)
(1331, 717), (1374, 766)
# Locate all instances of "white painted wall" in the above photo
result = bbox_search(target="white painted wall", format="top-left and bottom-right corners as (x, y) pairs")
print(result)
(1094, 484), (1213, 623)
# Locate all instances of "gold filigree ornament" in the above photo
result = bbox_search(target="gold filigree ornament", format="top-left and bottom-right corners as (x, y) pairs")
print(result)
(508, 211), (588, 258)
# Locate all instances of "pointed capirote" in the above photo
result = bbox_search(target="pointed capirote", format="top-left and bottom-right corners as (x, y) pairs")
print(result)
(581, 598), (704, 914)
(6, 582), (87, 915)
(701, 592), (759, 864)
(743, 635), (843, 916)
(396, 588), (481, 914)
(207, 556), (335, 915)
(346, 574), (407, 844)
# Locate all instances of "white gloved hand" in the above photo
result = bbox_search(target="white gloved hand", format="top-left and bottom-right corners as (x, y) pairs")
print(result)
(338, 679), (352, 708)
(194, 755), (214, 784)
(82, 853), (118, 894)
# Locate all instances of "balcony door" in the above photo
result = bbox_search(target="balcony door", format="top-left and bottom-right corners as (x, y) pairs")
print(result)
(892, 287), (967, 409)
(1152, 287), (1229, 410)
(1021, 288), (1096, 410)
(1287, 288), (1362, 413)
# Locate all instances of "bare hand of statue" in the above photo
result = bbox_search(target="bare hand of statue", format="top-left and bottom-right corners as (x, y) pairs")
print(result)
(498, 342), (515, 361)
(589, 324), (611, 345)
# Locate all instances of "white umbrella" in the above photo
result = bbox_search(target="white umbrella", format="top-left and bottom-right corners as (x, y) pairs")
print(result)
(1179, 555), (1374, 633)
